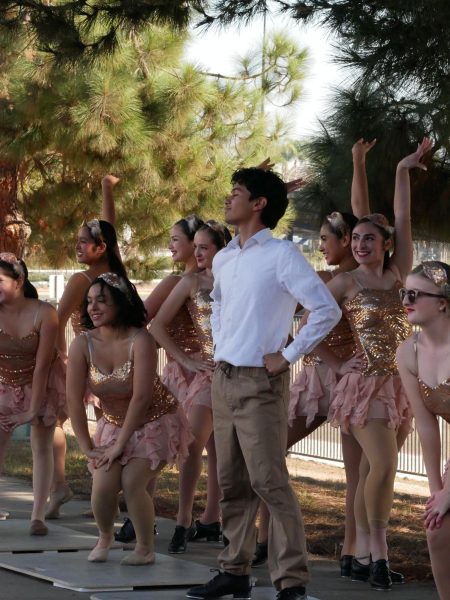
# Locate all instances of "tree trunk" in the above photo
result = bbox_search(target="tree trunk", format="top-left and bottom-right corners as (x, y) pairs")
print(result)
(0, 162), (31, 258)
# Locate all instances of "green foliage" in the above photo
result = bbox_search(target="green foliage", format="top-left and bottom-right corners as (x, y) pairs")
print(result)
(0, 20), (307, 271)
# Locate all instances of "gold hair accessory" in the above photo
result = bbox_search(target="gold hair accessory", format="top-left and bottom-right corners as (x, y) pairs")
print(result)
(422, 262), (450, 299)
(326, 212), (349, 237)
(0, 253), (25, 277)
(97, 273), (132, 301)
(363, 213), (395, 237)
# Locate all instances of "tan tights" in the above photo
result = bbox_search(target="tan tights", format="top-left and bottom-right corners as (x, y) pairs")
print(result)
(350, 420), (399, 562)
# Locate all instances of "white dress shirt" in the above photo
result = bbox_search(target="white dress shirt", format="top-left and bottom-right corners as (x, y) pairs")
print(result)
(211, 228), (341, 367)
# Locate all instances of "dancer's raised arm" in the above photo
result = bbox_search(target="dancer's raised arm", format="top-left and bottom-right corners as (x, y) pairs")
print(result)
(390, 137), (432, 281)
(351, 138), (376, 218)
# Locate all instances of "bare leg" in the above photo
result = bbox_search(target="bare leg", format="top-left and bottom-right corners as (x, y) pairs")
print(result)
(350, 420), (398, 562)
(0, 428), (12, 471)
(427, 514), (450, 600)
(340, 431), (362, 557)
(177, 405), (214, 528)
(256, 415), (326, 545)
(121, 458), (164, 559)
(201, 433), (221, 524)
(50, 425), (67, 491)
(91, 460), (122, 555)
(30, 422), (55, 522)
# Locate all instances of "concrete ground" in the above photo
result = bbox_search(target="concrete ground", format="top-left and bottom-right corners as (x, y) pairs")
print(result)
(0, 474), (438, 600)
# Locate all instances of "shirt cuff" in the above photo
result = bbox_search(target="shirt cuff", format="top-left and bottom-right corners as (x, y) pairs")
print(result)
(282, 345), (302, 365)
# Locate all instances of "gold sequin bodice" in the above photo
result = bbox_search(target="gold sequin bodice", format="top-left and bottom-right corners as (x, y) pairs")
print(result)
(303, 315), (355, 367)
(419, 379), (450, 424)
(186, 289), (214, 364)
(70, 308), (86, 337)
(166, 304), (201, 357)
(0, 329), (38, 387)
(85, 333), (177, 426)
(343, 285), (412, 376)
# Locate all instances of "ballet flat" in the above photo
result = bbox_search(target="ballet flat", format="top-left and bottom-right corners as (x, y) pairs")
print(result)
(45, 484), (74, 519)
(88, 545), (111, 562)
(120, 551), (155, 565)
(29, 520), (48, 536)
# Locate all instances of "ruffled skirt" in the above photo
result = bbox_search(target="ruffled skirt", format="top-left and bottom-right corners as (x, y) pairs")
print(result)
(288, 363), (338, 427)
(0, 353), (66, 428)
(88, 406), (193, 473)
(161, 355), (212, 419)
(329, 372), (411, 434)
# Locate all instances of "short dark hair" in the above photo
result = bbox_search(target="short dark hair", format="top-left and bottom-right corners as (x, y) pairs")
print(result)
(0, 257), (38, 298)
(231, 168), (288, 229)
(198, 221), (232, 250)
(81, 276), (147, 329)
(174, 214), (205, 241)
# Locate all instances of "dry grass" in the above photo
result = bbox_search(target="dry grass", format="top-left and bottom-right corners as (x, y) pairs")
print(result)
(3, 435), (431, 581)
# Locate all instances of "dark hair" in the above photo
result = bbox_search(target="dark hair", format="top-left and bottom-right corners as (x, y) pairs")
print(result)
(0, 257), (38, 299)
(81, 275), (147, 329)
(354, 216), (392, 270)
(198, 221), (232, 250)
(231, 168), (288, 229)
(174, 214), (205, 241)
(83, 220), (127, 278)
(321, 212), (358, 239)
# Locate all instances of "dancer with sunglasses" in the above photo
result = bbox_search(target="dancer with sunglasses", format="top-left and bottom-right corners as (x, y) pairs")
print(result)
(397, 261), (450, 600)
(46, 175), (124, 519)
(0, 254), (65, 533)
(150, 222), (231, 554)
(318, 138), (432, 590)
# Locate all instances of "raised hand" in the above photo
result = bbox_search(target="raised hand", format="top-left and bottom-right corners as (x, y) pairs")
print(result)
(101, 174), (120, 187)
(286, 177), (305, 194)
(352, 138), (377, 163)
(257, 157), (275, 171)
(397, 137), (433, 171)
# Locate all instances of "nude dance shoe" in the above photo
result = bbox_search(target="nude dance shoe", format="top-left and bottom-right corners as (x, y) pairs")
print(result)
(88, 539), (112, 562)
(120, 551), (155, 565)
(45, 484), (74, 519)
(29, 520), (49, 536)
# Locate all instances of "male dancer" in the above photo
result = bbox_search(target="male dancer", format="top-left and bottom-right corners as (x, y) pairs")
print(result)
(187, 168), (341, 600)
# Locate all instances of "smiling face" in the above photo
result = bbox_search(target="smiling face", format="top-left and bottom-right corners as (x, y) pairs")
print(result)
(75, 226), (105, 265)
(168, 225), (194, 264)
(86, 283), (119, 328)
(319, 224), (351, 266)
(194, 229), (219, 270)
(402, 273), (448, 325)
(351, 222), (390, 266)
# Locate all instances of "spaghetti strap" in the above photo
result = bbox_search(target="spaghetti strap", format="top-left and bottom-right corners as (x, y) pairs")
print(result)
(413, 331), (420, 376)
(80, 271), (93, 284)
(128, 330), (141, 360)
(33, 301), (42, 329)
(85, 332), (94, 364)
(349, 271), (364, 290)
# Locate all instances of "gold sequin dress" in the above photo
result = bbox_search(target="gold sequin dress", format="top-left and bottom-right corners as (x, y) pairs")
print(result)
(329, 283), (412, 433)
(0, 301), (66, 426)
(160, 302), (201, 409)
(288, 314), (355, 427)
(84, 331), (192, 471)
(414, 333), (450, 481)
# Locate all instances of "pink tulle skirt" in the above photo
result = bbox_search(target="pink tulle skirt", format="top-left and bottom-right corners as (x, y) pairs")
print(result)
(329, 372), (411, 434)
(161, 355), (212, 418)
(0, 353), (66, 428)
(88, 405), (194, 473)
(288, 363), (338, 428)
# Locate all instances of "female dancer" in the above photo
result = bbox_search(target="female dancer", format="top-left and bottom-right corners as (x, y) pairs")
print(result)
(46, 175), (123, 519)
(67, 273), (192, 564)
(150, 222), (231, 554)
(114, 214), (205, 545)
(0, 254), (65, 534)
(397, 261), (450, 600)
(321, 138), (432, 590)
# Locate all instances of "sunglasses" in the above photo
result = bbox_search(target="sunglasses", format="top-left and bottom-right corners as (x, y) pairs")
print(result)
(399, 288), (445, 304)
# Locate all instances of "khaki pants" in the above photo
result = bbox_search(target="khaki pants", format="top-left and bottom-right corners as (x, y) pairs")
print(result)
(212, 363), (309, 590)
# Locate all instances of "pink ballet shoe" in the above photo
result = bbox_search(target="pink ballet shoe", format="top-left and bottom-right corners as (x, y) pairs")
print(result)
(120, 551), (155, 565)
(88, 540), (112, 562)
(45, 484), (74, 519)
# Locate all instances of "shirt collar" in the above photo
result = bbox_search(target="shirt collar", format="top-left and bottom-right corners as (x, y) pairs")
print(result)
(227, 228), (273, 250)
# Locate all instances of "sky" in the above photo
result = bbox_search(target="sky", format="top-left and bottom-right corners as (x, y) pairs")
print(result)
(185, 11), (345, 139)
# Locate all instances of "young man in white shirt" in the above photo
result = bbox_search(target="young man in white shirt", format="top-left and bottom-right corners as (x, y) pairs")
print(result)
(186, 168), (341, 600)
